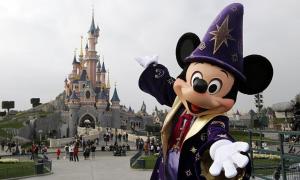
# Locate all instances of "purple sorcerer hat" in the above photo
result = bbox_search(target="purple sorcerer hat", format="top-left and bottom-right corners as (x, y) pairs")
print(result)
(185, 3), (246, 81)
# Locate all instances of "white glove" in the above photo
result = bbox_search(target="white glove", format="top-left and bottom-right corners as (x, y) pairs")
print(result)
(209, 139), (249, 178)
(135, 55), (158, 68)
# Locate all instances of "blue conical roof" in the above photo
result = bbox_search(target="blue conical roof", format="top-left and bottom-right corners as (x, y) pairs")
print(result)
(101, 62), (106, 73)
(72, 55), (79, 64)
(88, 15), (96, 34)
(80, 70), (87, 81)
(97, 61), (101, 72)
(97, 89), (107, 100)
(111, 87), (120, 102)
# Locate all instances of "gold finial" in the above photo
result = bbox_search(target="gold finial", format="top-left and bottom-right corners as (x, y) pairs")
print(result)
(80, 36), (83, 57)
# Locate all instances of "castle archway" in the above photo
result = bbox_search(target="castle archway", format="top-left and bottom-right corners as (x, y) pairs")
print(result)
(79, 114), (96, 129)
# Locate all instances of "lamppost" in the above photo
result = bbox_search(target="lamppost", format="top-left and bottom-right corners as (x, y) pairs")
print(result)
(38, 130), (43, 142)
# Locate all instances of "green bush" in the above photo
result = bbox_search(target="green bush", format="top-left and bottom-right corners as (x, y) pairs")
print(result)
(141, 155), (158, 169)
(0, 161), (35, 179)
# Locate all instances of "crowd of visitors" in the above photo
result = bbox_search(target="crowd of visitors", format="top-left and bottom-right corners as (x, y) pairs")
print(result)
(0, 129), (162, 164)
(0, 140), (23, 155)
(61, 138), (98, 161)
(136, 137), (161, 155)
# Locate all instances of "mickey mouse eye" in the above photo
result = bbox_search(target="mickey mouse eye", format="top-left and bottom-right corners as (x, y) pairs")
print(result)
(207, 79), (222, 94)
(190, 71), (203, 86)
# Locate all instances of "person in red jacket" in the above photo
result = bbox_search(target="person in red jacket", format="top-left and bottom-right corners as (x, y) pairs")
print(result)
(73, 145), (79, 162)
(56, 148), (61, 160)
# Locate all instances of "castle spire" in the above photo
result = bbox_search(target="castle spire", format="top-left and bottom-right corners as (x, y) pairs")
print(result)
(101, 61), (106, 73)
(88, 8), (96, 34)
(111, 83), (120, 102)
(97, 60), (101, 72)
(72, 49), (78, 64)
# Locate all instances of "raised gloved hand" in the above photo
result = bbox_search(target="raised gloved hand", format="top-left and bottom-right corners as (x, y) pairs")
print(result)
(209, 139), (249, 178)
(135, 55), (158, 68)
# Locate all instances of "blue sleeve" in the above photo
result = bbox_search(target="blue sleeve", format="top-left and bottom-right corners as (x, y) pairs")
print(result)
(206, 116), (234, 145)
(138, 63), (177, 107)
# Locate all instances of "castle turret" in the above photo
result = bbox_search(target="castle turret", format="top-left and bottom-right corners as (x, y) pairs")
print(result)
(111, 85), (121, 128)
(100, 61), (106, 87)
(85, 13), (98, 88)
(111, 85), (120, 106)
(78, 36), (84, 64)
(96, 61), (101, 83)
(64, 78), (70, 96)
(106, 70), (111, 99)
(68, 90), (80, 137)
(85, 43), (88, 58)
(96, 88), (107, 110)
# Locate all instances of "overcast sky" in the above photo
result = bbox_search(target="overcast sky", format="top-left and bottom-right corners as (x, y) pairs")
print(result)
(0, 0), (299, 114)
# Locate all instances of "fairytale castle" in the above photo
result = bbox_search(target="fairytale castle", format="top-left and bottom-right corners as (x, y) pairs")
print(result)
(62, 14), (165, 137)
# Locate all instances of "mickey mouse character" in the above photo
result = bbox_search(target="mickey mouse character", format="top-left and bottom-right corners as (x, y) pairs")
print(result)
(136, 3), (273, 180)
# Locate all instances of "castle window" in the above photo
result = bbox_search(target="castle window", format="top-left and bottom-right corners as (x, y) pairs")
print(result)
(86, 91), (91, 99)
(83, 84), (85, 88)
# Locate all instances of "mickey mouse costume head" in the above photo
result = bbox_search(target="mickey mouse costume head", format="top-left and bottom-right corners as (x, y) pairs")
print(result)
(137, 3), (273, 180)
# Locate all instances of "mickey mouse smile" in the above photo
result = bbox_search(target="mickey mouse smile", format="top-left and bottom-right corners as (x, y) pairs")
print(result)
(186, 101), (207, 114)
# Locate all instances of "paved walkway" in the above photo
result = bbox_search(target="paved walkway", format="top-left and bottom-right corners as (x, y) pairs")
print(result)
(26, 151), (152, 180)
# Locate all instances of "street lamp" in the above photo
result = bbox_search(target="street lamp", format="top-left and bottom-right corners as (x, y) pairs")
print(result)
(38, 130), (43, 142)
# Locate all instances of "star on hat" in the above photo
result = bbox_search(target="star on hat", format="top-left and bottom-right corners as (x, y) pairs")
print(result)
(209, 15), (235, 54)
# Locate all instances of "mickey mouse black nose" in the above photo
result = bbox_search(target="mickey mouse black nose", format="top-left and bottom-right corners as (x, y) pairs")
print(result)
(193, 78), (208, 93)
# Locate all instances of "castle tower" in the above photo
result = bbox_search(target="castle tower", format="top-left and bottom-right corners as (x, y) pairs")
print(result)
(78, 36), (84, 74)
(111, 84), (121, 128)
(85, 12), (100, 88)
(96, 61), (101, 83)
(106, 70), (111, 99)
(84, 43), (88, 59)
(96, 88), (107, 110)
(68, 90), (80, 137)
(64, 78), (70, 96)
(100, 61), (106, 87)
(68, 54), (79, 81)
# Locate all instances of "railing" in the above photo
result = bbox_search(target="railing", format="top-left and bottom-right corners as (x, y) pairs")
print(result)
(130, 150), (143, 167)
(248, 129), (300, 180)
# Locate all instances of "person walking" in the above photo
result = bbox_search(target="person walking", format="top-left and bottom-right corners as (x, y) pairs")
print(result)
(56, 147), (61, 160)
(125, 133), (128, 142)
(64, 144), (69, 160)
(73, 145), (79, 162)
(136, 138), (139, 150)
(91, 143), (96, 159)
(30, 144), (36, 160)
(83, 146), (90, 160)
(69, 144), (74, 161)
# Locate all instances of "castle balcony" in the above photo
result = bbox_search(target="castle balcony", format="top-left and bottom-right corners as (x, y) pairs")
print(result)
(80, 101), (96, 106)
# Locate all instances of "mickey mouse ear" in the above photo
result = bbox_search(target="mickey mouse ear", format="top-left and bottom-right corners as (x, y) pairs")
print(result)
(239, 55), (273, 95)
(176, 33), (200, 68)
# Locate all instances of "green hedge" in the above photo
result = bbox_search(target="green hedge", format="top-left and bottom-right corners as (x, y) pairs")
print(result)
(140, 155), (158, 169)
(0, 161), (35, 179)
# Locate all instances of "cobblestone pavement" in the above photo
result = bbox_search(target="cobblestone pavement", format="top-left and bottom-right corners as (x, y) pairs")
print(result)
(26, 151), (152, 180)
